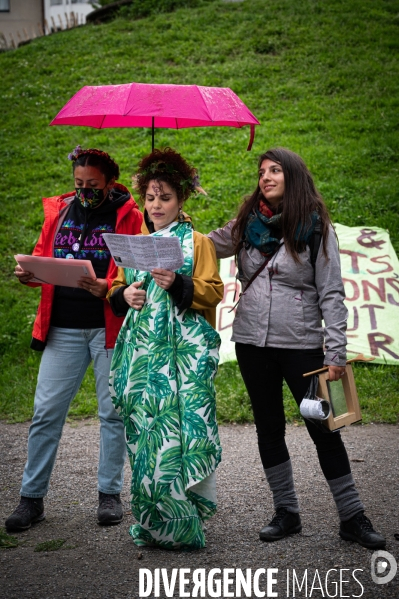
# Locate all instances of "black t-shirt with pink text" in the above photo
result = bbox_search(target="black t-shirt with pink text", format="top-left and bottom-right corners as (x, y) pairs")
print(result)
(51, 190), (129, 329)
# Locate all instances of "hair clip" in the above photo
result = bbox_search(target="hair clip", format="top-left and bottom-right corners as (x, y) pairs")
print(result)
(68, 145), (82, 161)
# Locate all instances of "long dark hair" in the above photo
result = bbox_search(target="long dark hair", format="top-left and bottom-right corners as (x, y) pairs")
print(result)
(231, 148), (332, 261)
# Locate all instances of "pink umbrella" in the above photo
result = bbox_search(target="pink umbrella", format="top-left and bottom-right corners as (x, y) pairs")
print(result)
(50, 82), (260, 150)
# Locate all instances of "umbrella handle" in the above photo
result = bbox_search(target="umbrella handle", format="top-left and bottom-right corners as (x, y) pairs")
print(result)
(247, 124), (255, 151)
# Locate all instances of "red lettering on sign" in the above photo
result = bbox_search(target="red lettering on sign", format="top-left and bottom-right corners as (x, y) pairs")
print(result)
(362, 278), (385, 302)
(340, 250), (367, 274)
(360, 304), (384, 330)
(357, 228), (385, 250)
(218, 306), (236, 331)
(387, 278), (399, 306)
(367, 255), (393, 275)
(342, 279), (360, 301)
(221, 281), (240, 305)
(368, 332), (399, 360)
(347, 307), (359, 331)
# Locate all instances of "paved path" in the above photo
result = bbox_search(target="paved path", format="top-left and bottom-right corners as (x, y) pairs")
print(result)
(1, 421), (398, 598)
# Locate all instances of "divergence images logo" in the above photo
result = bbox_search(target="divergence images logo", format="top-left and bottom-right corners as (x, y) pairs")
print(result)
(371, 551), (398, 585)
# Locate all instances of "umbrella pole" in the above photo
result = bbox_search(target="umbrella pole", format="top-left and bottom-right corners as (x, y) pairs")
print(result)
(152, 117), (154, 151)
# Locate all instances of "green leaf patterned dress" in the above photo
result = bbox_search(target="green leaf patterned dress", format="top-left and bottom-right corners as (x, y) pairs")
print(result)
(109, 221), (222, 550)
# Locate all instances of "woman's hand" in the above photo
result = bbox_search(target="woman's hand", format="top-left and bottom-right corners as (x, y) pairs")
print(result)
(151, 268), (176, 290)
(326, 364), (346, 382)
(77, 276), (108, 298)
(14, 265), (34, 284)
(123, 281), (146, 310)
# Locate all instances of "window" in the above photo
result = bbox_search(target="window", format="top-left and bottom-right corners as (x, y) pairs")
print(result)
(0, 0), (10, 12)
(50, 0), (63, 6)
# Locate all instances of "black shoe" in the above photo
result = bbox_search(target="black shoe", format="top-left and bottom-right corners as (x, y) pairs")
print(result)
(339, 511), (386, 549)
(5, 497), (45, 532)
(97, 492), (123, 525)
(259, 507), (302, 542)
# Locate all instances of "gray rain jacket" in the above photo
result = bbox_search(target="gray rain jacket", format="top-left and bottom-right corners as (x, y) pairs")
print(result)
(208, 221), (347, 366)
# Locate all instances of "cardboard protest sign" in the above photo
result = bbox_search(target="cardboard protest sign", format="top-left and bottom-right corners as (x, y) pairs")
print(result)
(216, 224), (399, 365)
(215, 256), (240, 364)
(336, 224), (399, 365)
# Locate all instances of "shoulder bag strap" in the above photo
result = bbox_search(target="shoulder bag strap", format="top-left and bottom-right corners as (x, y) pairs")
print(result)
(229, 256), (270, 313)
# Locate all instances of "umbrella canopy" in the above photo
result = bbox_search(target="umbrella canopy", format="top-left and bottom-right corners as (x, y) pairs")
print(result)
(50, 82), (260, 150)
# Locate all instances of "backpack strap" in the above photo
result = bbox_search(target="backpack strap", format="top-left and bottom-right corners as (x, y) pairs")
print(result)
(309, 216), (322, 268)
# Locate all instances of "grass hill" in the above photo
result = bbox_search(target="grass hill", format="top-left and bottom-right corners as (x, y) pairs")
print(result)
(0, 0), (398, 423)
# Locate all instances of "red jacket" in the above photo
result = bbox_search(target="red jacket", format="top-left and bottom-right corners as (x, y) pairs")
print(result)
(29, 184), (143, 350)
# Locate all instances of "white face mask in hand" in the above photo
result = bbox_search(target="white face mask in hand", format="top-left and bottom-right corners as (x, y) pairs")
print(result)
(300, 397), (331, 420)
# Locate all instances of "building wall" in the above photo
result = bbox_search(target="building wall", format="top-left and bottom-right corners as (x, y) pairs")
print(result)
(44, 0), (93, 29)
(0, 0), (43, 43)
(0, 0), (94, 48)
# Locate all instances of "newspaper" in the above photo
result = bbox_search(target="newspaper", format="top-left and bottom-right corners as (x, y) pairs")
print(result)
(102, 233), (184, 271)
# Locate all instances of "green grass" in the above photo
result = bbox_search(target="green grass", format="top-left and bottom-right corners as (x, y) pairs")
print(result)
(215, 361), (399, 425)
(0, 0), (398, 423)
(0, 528), (18, 549)
(214, 361), (301, 424)
(34, 539), (66, 552)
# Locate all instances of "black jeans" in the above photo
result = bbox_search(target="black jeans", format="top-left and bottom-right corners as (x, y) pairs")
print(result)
(235, 343), (351, 481)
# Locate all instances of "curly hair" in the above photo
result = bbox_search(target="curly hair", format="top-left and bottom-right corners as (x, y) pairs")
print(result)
(231, 147), (332, 262)
(135, 148), (196, 202)
(70, 146), (120, 182)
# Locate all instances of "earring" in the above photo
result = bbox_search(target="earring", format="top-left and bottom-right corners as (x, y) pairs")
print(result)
(108, 189), (114, 202)
(178, 207), (185, 223)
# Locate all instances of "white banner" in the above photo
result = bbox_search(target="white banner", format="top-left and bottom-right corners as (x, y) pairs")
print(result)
(215, 224), (399, 365)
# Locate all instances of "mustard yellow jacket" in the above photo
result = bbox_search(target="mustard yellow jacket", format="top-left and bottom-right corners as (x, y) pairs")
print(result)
(107, 215), (224, 328)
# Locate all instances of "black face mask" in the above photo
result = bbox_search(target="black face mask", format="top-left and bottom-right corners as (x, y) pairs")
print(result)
(75, 186), (106, 209)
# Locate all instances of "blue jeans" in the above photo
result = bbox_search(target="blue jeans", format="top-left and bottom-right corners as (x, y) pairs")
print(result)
(21, 327), (125, 498)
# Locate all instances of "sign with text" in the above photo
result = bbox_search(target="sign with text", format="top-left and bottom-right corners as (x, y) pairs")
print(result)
(215, 224), (399, 365)
(336, 224), (399, 365)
